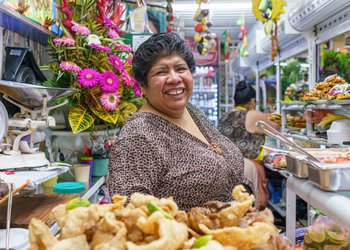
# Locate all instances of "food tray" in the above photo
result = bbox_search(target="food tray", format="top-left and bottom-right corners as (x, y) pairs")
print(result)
(285, 154), (309, 178)
(330, 99), (350, 105)
(309, 100), (329, 105)
(306, 161), (350, 191)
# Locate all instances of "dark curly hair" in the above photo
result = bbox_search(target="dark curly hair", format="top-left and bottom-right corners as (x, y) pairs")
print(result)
(234, 80), (256, 105)
(132, 32), (196, 87)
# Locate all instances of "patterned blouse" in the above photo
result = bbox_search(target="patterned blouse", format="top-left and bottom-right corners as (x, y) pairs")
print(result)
(218, 109), (265, 160)
(108, 104), (249, 210)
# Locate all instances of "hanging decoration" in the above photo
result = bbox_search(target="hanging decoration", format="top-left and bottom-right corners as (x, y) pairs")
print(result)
(193, 0), (216, 55)
(236, 15), (249, 57)
(251, 0), (287, 60)
(166, 0), (174, 32)
(221, 31), (232, 60)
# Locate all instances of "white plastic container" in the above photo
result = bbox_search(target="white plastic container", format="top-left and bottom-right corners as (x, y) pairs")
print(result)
(327, 120), (350, 145)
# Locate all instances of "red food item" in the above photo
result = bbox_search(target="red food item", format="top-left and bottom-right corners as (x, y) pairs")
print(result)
(194, 24), (203, 33)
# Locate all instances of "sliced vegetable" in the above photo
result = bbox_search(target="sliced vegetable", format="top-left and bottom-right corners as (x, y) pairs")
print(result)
(66, 198), (90, 210)
(147, 202), (173, 219)
(193, 235), (213, 248)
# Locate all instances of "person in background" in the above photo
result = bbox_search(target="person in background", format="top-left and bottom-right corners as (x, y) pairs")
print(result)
(258, 74), (267, 111)
(218, 80), (280, 209)
(108, 32), (251, 211)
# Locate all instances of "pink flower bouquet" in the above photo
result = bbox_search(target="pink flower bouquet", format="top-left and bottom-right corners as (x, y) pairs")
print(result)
(47, 0), (143, 133)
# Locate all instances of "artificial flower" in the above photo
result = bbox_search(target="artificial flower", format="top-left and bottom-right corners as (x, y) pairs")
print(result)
(109, 55), (124, 73)
(121, 71), (135, 87)
(78, 68), (100, 87)
(60, 61), (81, 72)
(90, 44), (112, 53)
(87, 34), (101, 45)
(114, 44), (133, 53)
(71, 21), (90, 35)
(53, 36), (75, 46)
(100, 91), (121, 111)
(100, 71), (120, 92)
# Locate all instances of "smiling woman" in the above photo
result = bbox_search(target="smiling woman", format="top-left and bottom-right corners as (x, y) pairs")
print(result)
(108, 32), (252, 210)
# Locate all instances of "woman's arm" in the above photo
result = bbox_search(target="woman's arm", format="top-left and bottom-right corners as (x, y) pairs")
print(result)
(245, 110), (280, 135)
(108, 134), (159, 197)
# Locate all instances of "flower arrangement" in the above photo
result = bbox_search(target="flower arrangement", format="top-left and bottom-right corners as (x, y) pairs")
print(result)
(46, 0), (143, 134)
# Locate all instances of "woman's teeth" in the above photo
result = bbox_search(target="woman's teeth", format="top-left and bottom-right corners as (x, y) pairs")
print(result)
(166, 89), (184, 96)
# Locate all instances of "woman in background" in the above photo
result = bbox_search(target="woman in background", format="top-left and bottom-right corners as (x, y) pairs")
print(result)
(218, 80), (280, 209)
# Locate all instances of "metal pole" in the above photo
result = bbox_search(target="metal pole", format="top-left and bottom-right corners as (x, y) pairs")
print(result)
(276, 58), (281, 114)
(255, 61), (260, 111)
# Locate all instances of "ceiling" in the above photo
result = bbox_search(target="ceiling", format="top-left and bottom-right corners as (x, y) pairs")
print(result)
(146, 0), (258, 40)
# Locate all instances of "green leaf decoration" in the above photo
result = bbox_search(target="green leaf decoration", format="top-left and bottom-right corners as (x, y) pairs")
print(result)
(91, 107), (120, 124)
(69, 106), (95, 134)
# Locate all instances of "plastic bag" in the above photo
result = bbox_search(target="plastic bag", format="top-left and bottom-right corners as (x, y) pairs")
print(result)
(304, 215), (350, 249)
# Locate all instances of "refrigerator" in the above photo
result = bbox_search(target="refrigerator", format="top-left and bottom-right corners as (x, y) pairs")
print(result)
(187, 38), (220, 126)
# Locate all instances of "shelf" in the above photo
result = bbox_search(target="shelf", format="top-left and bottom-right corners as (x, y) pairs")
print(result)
(286, 176), (350, 247)
(268, 200), (286, 218)
(281, 104), (350, 111)
(283, 133), (343, 148)
(0, 3), (52, 45)
(263, 163), (291, 179)
(192, 89), (218, 93)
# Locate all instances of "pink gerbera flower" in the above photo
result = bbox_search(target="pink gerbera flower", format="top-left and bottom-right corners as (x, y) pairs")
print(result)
(107, 29), (120, 39)
(100, 91), (121, 111)
(53, 38), (62, 45)
(108, 55), (124, 73)
(78, 68), (100, 87)
(114, 44), (133, 53)
(90, 44), (111, 53)
(126, 58), (133, 65)
(71, 21), (90, 35)
(133, 81), (142, 97)
(99, 71), (120, 92)
(60, 61), (81, 73)
(61, 36), (75, 46)
(121, 71), (135, 87)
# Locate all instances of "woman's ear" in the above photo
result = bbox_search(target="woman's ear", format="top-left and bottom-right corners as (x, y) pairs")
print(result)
(140, 85), (147, 98)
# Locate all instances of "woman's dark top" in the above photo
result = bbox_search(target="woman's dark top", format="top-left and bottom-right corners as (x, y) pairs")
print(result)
(218, 109), (265, 160)
(108, 104), (249, 210)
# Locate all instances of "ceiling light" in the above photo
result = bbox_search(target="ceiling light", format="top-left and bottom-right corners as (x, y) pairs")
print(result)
(173, 2), (252, 12)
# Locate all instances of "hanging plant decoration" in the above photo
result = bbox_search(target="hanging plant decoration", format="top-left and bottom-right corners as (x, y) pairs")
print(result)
(251, 0), (287, 60)
(166, 0), (174, 32)
(193, 0), (216, 55)
(236, 15), (249, 57)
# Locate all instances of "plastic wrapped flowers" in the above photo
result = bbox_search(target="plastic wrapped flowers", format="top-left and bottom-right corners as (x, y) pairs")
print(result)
(47, 0), (143, 134)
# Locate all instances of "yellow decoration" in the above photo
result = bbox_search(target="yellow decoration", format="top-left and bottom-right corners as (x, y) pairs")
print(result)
(251, 0), (286, 22)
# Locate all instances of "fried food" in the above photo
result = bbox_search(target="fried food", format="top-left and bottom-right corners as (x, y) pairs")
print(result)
(28, 185), (291, 250)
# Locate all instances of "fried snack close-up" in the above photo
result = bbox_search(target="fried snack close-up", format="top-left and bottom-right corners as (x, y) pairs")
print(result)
(27, 185), (292, 250)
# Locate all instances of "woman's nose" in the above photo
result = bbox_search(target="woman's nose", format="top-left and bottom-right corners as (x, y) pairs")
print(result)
(167, 70), (181, 83)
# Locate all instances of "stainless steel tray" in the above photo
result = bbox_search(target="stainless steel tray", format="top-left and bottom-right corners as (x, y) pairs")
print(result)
(306, 161), (350, 191)
(285, 154), (308, 178)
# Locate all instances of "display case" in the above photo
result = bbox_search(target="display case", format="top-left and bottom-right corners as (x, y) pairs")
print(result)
(190, 65), (219, 126)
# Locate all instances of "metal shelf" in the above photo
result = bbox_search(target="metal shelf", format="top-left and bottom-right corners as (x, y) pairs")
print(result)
(0, 3), (52, 45)
(283, 133), (343, 148)
(263, 163), (291, 179)
(192, 89), (218, 93)
(268, 200), (286, 218)
(286, 176), (350, 247)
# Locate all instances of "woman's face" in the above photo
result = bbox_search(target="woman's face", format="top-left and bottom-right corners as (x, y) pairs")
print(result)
(142, 55), (193, 118)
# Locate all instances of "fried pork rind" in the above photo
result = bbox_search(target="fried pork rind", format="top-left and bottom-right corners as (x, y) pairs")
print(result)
(126, 211), (188, 250)
(28, 218), (90, 250)
(188, 185), (255, 233)
(91, 211), (127, 249)
(28, 218), (58, 250)
(199, 222), (277, 250)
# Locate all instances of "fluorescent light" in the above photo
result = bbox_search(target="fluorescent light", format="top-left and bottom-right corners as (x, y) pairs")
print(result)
(173, 2), (252, 12)
(300, 63), (310, 68)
